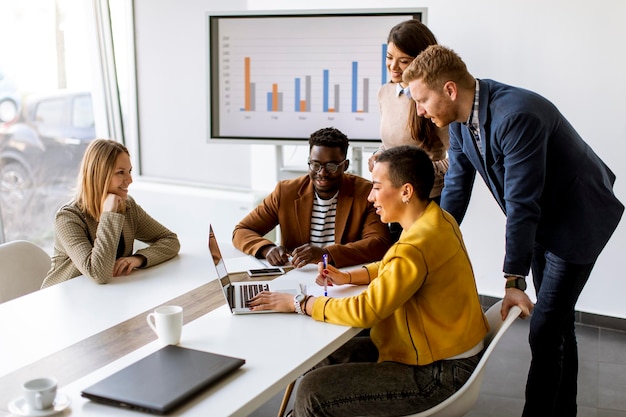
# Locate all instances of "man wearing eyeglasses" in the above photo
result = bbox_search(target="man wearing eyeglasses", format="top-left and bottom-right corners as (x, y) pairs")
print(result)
(233, 127), (391, 268)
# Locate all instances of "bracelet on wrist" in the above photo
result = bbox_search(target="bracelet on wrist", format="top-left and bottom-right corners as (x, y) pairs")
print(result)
(303, 296), (312, 316)
(347, 271), (352, 284)
(362, 265), (371, 283)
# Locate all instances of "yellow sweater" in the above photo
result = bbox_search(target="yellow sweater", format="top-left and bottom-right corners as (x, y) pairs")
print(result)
(312, 202), (489, 365)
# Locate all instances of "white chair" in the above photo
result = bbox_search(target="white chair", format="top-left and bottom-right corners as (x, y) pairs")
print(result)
(277, 301), (522, 417)
(406, 301), (522, 417)
(0, 240), (51, 303)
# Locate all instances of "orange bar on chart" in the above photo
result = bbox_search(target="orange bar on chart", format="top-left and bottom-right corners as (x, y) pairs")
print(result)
(244, 57), (251, 111)
(272, 84), (279, 112)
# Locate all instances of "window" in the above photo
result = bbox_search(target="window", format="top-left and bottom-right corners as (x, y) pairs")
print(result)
(36, 99), (67, 127)
(0, 0), (95, 249)
(73, 95), (95, 129)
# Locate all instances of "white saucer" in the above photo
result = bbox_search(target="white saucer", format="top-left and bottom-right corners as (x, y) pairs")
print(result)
(8, 392), (71, 416)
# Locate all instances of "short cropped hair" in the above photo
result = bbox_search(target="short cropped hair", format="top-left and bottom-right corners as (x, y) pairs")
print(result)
(75, 139), (129, 220)
(403, 45), (474, 91)
(309, 127), (349, 158)
(376, 145), (434, 202)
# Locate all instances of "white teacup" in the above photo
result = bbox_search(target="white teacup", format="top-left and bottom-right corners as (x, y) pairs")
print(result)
(147, 305), (183, 345)
(23, 377), (57, 410)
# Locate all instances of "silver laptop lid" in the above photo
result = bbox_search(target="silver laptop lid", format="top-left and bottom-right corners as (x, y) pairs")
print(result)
(208, 224), (300, 314)
(208, 224), (232, 291)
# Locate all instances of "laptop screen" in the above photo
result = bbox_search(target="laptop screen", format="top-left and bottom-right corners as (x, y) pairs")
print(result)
(209, 225), (229, 282)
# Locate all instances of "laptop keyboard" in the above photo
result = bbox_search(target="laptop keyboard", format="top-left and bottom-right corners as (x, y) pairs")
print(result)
(240, 283), (269, 305)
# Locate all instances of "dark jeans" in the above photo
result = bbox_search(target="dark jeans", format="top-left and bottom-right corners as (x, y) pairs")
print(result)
(523, 244), (595, 417)
(293, 336), (481, 417)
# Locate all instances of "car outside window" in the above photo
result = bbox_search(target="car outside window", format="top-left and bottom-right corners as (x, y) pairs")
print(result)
(73, 95), (94, 129)
(36, 99), (66, 127)
(0, 1), (95, 248)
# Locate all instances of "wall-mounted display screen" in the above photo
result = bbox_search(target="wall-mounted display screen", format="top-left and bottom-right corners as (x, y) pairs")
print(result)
(208, 9), (425, 143)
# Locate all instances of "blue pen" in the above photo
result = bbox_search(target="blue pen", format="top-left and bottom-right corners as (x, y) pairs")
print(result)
(323, 253), (328, 296)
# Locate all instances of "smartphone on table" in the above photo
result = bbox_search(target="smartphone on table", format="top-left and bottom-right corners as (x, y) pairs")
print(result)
(246, 267), (285, 277)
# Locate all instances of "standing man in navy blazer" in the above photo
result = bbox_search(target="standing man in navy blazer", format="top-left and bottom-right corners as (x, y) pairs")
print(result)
(404, 45), (623, 417)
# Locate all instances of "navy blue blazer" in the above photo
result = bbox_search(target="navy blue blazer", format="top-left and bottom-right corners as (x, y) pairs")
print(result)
(441, 79), (623, 276)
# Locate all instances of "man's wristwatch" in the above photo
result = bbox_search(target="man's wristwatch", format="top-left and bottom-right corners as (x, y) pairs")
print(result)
(294, 293), (307, 315)
(505, 276), (527, 291)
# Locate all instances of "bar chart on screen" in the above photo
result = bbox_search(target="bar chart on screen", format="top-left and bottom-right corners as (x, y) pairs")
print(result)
(209, 12), (423, 142)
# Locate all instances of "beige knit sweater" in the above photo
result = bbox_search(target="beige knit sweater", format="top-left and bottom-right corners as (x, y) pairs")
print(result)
(42, 196), (180, 288)
(377, 82), (449, 198)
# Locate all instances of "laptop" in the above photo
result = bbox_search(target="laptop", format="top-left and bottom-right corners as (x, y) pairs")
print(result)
(208, 224), (302, 314)
(81, 345), (245, 415)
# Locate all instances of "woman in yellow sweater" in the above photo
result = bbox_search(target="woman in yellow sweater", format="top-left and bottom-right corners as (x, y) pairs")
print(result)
(250, 145), (488, 416)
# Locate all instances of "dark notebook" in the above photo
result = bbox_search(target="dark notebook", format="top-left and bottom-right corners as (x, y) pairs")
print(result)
(81, 345), (245, 415)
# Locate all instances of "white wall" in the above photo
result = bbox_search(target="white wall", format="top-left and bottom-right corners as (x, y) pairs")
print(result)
(133, 0), (626, 318)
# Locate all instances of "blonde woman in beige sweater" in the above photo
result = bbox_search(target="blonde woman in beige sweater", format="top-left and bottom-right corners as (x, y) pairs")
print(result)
(42, 139), (180, 288)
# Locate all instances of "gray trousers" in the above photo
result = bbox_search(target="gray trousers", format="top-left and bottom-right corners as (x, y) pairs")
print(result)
(293, 336), (481, 417)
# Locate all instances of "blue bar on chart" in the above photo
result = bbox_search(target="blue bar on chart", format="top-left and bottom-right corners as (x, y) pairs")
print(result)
(322, 70), (329, 112)
(294, 76), (311, 112)
(381, 44), (388, 85)
(322, 70), (340, 112)
(351, 62), (358, 113)
(295, 78), (301, 112)
(351, 62), (369, 113)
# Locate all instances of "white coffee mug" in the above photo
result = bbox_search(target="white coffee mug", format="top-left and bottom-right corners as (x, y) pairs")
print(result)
(23, 377), (57, 410)
(147, 305), (183, 345)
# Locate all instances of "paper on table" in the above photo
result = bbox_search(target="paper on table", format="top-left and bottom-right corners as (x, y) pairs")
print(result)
(305, 283), (363, 298)
(223, 256), (268, 273)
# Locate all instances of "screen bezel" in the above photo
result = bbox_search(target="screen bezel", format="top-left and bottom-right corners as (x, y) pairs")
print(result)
(207, 8), (427, 145)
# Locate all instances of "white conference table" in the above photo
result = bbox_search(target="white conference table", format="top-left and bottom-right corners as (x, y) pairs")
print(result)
(0, 243), (365, 416)
(0, 245), (211, 377)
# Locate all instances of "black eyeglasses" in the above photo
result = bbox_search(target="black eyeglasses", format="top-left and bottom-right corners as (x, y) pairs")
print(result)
(307, 159), (347, 174)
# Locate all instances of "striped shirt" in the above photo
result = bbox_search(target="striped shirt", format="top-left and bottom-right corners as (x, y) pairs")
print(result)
(465, 80), (483, 159)
(310, 192), (338, 247)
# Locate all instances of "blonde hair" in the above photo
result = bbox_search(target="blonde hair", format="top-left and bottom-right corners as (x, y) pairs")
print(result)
(403, 45), (474, 91)
(75, 139), (129, 220)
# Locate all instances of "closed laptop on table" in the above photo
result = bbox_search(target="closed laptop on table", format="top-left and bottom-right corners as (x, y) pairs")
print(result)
(81, 345), (245, 415)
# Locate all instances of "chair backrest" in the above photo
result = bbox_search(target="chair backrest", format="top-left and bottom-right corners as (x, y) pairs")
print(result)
(407, 300), (522, 417)
(0, 240), (51, 303)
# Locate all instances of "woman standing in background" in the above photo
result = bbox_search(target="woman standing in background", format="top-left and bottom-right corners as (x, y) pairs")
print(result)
(369, 19), (449, 203)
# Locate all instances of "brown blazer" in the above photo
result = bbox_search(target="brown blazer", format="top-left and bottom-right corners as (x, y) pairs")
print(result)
(232, 174), (391, 268)
(42, 196), (180, 288)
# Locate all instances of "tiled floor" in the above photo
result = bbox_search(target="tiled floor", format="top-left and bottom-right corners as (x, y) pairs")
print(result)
(249, 319), (626, 417)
